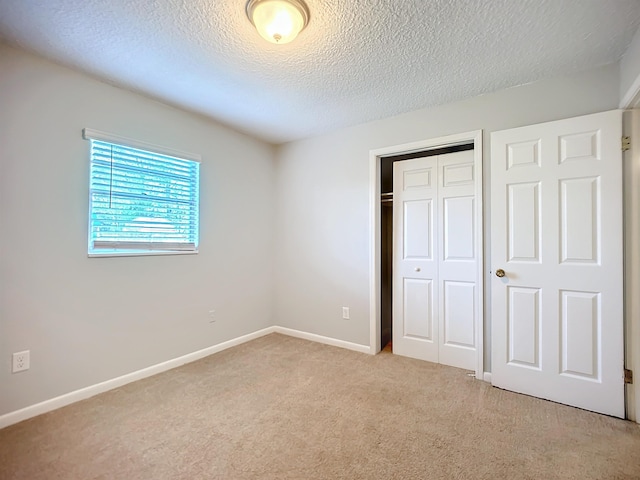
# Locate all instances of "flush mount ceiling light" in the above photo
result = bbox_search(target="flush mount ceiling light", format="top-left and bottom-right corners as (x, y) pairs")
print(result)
(246, 0), (310, 44)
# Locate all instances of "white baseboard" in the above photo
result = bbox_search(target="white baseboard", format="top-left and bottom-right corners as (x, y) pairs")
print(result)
(0, 327), (276, 430)
(483, 372), (492, 383)
(273, 326), (372, 354)
(0, 326), (371, 429)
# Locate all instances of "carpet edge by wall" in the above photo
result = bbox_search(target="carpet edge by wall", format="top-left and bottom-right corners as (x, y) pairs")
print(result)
(273, 326), (372, 354)
(0, 327), (276, 429)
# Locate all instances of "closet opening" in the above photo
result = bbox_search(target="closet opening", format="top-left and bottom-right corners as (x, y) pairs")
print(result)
(379, 144), (475, 351)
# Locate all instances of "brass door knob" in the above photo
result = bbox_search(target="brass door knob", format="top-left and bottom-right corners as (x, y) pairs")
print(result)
(495, 269), (506, 278)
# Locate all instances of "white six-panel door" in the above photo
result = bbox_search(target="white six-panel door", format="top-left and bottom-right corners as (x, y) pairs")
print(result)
(491, 110), (624, 417)
(393, 150), (477, 370)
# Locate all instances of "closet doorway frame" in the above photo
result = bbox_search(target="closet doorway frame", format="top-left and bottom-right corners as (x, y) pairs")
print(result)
(369, 130), (484, 378)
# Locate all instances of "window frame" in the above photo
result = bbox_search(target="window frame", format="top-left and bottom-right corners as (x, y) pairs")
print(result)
(83, 128), (201, 258)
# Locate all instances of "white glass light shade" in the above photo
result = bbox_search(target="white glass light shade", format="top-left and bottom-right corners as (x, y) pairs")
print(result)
(246, 0), (309, 44)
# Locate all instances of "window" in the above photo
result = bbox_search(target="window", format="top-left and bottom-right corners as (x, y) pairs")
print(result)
(84, 129), (200, 256)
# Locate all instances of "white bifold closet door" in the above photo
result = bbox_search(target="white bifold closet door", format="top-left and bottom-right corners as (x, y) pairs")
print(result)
(392, 149), (477, 370)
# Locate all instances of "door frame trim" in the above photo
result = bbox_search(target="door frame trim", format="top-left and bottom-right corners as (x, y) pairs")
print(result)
(624, 109), (640, 423)
(369, 130), (484, 378)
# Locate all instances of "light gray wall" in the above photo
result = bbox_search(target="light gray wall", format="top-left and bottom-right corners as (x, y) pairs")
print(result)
(274, 63), (621, 370)
(0, 44), (276, 415)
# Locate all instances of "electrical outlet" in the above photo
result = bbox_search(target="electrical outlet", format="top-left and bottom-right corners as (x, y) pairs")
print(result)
(208, 310), (216, 323)
(12, 350), (30, 373)
(342, 307), (350, 319)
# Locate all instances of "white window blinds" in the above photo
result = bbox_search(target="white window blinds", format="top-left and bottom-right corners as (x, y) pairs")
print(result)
(84, 129), (200, 256)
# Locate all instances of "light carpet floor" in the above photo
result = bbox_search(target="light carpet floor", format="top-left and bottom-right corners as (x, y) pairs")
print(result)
(1, 333), (640, 479)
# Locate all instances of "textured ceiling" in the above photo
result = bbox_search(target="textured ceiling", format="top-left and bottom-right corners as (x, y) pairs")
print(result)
(0, 0), (639, 144)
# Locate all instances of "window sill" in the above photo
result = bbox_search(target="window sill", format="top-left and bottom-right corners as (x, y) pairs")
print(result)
(88, 250), (199, 258)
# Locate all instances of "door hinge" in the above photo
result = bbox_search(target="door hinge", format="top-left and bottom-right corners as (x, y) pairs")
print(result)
(622, 136), (631, 152)
(625, 368), (633, 384)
